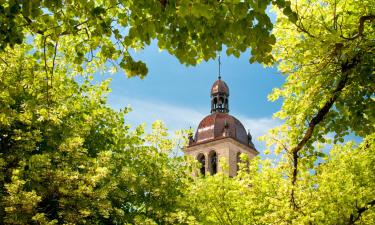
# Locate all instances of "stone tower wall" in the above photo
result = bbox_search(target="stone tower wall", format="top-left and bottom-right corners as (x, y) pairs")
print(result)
(185, 138), (258, 177)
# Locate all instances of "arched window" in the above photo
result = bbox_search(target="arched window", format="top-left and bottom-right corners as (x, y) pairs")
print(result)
(219, 97), (224, 108)
(225, 98), (228, 109)
(197, 153), (205, 176)
(213, 97), (218, 109)
(208, 151), (218, 175)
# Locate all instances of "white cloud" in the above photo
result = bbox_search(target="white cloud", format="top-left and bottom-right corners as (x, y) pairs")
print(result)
(109, 95), (206, 131)
(236, 116), (282, 154)
(237, 116), (282, 139)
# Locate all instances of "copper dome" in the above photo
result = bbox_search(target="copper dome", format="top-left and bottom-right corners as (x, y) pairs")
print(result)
(211, 79), (229, 96)
(193, 112), (249, 146)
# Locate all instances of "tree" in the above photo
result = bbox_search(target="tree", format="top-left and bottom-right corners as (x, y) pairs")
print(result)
(0, 46), (191, 224)
(184, 135), (374, 225)
(265, 0), (374, 211)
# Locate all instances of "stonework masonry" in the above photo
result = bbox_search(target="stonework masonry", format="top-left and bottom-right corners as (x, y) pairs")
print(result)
(185, 137), (258, 177)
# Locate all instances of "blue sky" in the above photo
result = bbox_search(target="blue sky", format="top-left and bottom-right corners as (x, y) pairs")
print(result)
(98, 8), (361, 158)
(106, 42), (285, 155)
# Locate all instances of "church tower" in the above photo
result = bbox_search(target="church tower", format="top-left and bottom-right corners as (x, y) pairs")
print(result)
(184, 77), (258, 177)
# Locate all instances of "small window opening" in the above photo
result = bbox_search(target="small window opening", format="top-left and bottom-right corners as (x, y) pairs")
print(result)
(197, 154), (206, 176)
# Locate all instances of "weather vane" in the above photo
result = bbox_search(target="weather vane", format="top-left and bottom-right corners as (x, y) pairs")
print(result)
(218, 53), (221, 80)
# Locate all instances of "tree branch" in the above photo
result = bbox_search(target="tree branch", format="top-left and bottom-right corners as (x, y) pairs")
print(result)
(293, 20), (316, 38)
(51, 39), (59, 89)
(43, 36), (50, 108)
(289, 68), (350, 209)
(289, 54), (361, 209)
(22, 14), (45, 35)
(59, 20), (90, 36)
(271, 137), (290, 152)
(23, 13), (90, 38)
(0, 57), (8, 66)
(340, 15), (375, 40)
(348, 199), (375, 225)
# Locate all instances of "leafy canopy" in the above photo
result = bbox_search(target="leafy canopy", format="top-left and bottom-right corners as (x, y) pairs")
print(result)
(0, 0), (297, 78)
(0, 0), (374, 224)
(0, 46), (192, 224)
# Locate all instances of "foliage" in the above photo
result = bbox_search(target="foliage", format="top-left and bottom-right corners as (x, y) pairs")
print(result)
(0, 0), (297, 78)
(185, 135), (375, 225)
(184, 0), (375, 224)
(268, 0), (374, 146)
(0, 0), (374, 224)
(0, 46), (191, 224)
(185, 156), (285, 225)
(262, 0), (374, 216)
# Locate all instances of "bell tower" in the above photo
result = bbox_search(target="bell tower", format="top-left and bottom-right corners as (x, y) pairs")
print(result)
(185, 75), (258, 177)
(211, 77), (229, 113)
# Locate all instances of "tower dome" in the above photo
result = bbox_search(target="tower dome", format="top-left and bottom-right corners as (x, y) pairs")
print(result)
(194, 112), (249, 146)
(211, 78), (229, 96)
(188, 77), (255, 148)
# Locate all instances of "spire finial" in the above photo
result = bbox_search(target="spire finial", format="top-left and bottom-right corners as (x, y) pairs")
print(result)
(247, 129), (252, 142)
(218, 53), (221, 80)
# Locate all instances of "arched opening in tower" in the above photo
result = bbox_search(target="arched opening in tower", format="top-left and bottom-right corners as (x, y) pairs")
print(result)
(213, 97), (218, 109)
(219, 97), (224, 109)
(197, 153), (206, 176)
(208, 151), (218, 175)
